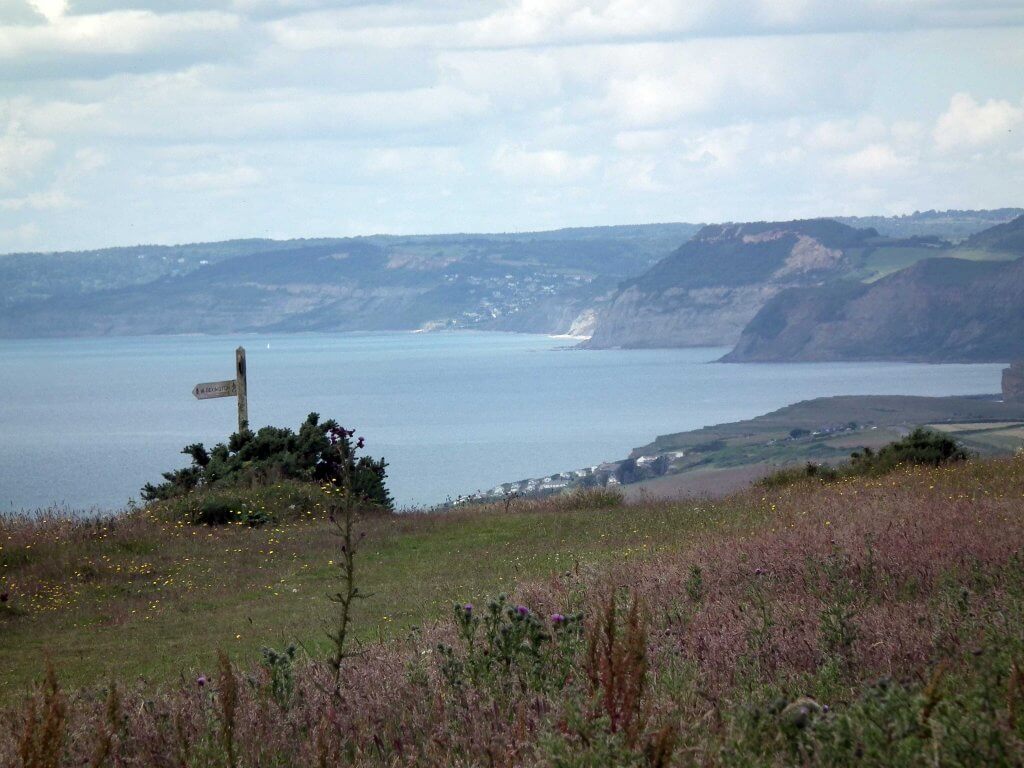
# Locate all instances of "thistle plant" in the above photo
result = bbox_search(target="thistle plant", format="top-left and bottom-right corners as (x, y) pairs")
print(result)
(324, 425), (375, 688)
(216, 651), (239, 768)
(260, 644), (297, 710)
(438, 595), (582, 693)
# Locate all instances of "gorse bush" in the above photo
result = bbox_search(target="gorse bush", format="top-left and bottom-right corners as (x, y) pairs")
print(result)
(760, 427), (968, 489)
(849, 426), (969, 475)
(759, 462), (841, 489)
(152, 480), (327, 527)
(141, 412), (392, 512)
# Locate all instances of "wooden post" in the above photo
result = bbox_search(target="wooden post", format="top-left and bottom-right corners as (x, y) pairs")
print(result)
(235, 346), (248, 432)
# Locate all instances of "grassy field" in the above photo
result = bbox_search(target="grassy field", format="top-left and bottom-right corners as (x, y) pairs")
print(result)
(857, 245), (1019, 282)
(928, 421), (1024, 453)
(0, 488), (759, 698)
(3, 456), (1024, 765)
(622, 396), (1024, 500)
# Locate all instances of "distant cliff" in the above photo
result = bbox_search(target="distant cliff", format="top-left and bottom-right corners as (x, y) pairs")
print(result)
(723, 256), (1024, 363)
(583, 219), (917, 348)
(723, 214), (1024, 363)
(1003, 363), (1024, 402)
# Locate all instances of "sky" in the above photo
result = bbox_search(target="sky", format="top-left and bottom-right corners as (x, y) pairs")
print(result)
(0, 0), (1023, 253)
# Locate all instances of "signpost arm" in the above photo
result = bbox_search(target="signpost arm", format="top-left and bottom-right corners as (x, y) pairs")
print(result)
(236, 346), (248, 432)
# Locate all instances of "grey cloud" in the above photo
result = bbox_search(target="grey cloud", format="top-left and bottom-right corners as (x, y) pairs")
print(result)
(0, 1), (46, 25)
(0, 11), (257, 82)
(66, 0), (466, 22)
(66, 0), (236, 13)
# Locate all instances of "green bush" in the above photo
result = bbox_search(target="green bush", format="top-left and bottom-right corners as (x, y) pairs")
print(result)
(196, 498), (234, 526)
(760, 428), (968, 489)
(849, 427), (969, 475)
(141, 413), (392, 513)
(759, 462), (840, 489)
(150, 480), (330, 526)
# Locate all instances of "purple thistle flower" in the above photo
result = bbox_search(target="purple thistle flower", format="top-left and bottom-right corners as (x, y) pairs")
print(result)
(197, 675), (207, 687)
(551, 613), (565, 624)
(357, 437), (365, 449)
(463, 603), (473, 615)
(516, 605), (529, 617)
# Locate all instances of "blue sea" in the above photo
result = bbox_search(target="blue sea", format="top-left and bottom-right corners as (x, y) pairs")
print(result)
(0, 332), (1008, 512)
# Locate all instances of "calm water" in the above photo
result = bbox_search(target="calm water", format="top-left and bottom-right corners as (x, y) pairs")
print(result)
(0, 332), (1007, 511)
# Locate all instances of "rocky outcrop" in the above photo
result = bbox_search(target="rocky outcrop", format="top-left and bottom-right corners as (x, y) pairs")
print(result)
(723, 256), (1024, 363)
(1004, 363), (1024, 402)
(584, 219), (879, 349)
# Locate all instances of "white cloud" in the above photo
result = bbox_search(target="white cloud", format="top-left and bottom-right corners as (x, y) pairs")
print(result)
(832, 143), (913, 177)
(28, 0), (67, 23)
(680, 124), (752, 169)
(491, 143), (598, 183)
(155, 165), (263, 192)
(0, 221), (42, 246)
(264, 0), (1024, 52)
(0, 187), (74, 210)
(363, 147), (464, 177)
(933, 92), (1023, 151)
(0, 122), (55, 188)
(805, 117), (888, 152)
(0, 10), (240, 59)
(2, 1), (1024, 251)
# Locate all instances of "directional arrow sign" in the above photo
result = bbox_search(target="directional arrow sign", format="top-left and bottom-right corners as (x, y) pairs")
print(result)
(192, 379), (237, 400)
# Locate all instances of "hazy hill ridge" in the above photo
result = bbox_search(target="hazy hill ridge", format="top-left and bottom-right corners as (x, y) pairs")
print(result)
(723, 215), (1024, 363)
(835, 207), (1023, 241)
(0, 224), (699, 338)
(1, 210), (1019, 341)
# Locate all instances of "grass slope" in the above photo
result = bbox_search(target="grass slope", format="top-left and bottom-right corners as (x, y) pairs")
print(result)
(3, 456), (1024, 765)
(0, 489), (757, 697)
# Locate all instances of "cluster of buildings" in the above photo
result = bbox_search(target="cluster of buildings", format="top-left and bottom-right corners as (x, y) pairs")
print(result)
(439, 271), (590, 327)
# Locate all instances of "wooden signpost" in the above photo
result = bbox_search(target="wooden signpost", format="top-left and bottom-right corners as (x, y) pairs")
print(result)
(192, 346), (249, 432)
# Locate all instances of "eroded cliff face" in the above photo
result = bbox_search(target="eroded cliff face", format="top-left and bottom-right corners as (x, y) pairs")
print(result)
(584, 219), (874, 348)
(724, 256), (1024, 363)
(1003, 363), (1024, 402)
(585, 283), (783, 347)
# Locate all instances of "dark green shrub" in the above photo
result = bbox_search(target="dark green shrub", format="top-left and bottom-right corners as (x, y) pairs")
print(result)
(196, 498), (233, 526)
(850, 427), (968, 475)
(142, 413), (392, 512)
(760, 429), (968, 489)
(759, 462), (840, 489)
(150, 481), (329, 526)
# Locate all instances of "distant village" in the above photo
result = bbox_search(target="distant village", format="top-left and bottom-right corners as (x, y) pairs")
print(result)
(431, 271), (591, 328)
(458, 420), (874, 505)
